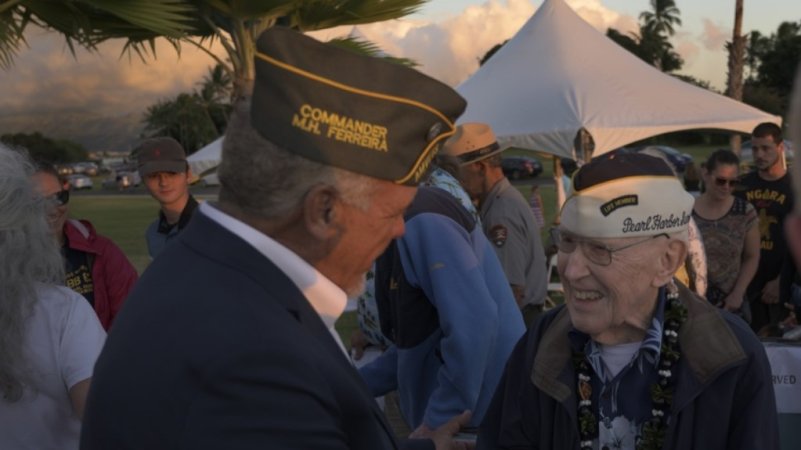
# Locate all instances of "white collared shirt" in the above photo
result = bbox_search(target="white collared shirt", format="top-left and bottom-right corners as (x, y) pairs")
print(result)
(199, 202), (349, 356)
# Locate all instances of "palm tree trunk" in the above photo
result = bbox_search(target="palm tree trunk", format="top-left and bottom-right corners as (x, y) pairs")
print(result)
(727, 0), (745, 155)
(229, 19), (256, 101)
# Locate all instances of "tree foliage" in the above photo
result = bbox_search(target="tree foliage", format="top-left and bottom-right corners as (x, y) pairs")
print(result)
(606, 0), (683, 73)
(639, 0), (682, 37)
(671, 74), (715, 92)
(479, 39), (509, 66)
(1, 132), (88, 163)
(0, 0), (429, 98)
(742, 20), (801, 113)
(606, 26), (683, 72)
(142, 63), (232, 154)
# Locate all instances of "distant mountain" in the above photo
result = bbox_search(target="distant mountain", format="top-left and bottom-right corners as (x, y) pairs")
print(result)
(0, 109), (146, 153)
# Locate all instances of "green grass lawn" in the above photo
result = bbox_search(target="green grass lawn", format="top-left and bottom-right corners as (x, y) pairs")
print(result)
(69, 196), (158, 274)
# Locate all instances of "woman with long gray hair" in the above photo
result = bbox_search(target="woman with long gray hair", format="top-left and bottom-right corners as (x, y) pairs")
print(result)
(0, 145), (106, 449)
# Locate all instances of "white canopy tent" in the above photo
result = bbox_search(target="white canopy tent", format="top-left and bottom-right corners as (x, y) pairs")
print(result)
(457, 0), (781, 161)
(187, 136), (223, 177)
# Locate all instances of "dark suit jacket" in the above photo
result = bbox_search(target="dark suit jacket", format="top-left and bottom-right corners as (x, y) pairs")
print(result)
(81, 211), (431, 450)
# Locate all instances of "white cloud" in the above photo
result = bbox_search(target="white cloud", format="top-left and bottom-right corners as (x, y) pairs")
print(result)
(313, 0), (637, 86)
(0, 28), (224, 116)
(701, 18), (729, 52)
(0, 1), (638, 118)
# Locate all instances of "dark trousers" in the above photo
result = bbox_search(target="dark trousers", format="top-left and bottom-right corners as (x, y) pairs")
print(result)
(749, 295), (789, 335)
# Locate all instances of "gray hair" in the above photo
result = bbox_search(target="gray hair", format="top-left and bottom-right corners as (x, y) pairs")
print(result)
(218, 102), (377, 218)
(434, 154), (462, 179)
(0, 145), (64, 402)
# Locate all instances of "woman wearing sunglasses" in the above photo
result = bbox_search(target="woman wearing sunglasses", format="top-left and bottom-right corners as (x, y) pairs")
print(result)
(693, 149), (760, 319)
(31, 161), (138, 330)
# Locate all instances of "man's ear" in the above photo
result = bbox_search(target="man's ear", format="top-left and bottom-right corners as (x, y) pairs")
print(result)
(652, 239), (687, 287)
(303, 184), (342, 241)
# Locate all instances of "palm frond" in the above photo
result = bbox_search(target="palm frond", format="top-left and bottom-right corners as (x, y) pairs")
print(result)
(0, 7), (26, 69)
(80, 0), (197, 38)
(118, 36), (183, 63)
(327, 36), (417, 67)
(290, 0), (428, 31)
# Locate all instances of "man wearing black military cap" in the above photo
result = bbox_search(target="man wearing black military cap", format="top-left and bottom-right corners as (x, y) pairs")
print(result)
(81, 27), (471, 450)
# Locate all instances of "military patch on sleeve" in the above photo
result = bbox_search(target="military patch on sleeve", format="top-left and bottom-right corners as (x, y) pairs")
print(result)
(488, 224), (508, 247)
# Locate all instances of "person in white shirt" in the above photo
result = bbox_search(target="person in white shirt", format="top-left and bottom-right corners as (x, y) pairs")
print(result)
(0, 144), (106, 450)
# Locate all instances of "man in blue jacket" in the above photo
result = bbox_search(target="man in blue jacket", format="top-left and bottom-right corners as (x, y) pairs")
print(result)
(478, 152), (779, 450)
(361, 187), (525, 438)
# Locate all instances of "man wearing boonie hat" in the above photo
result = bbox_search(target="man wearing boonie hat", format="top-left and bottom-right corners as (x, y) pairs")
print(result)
(440, 122), (547, 326)
(136, 136), (198, 259)
(478, 152), (779, 450)
(82, 27), (472, 450)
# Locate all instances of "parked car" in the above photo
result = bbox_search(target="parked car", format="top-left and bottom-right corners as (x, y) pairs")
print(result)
(501, 156), (543, 180)
(66, 174), (93, 191)
(102, 171), (141, 190)
(632, 145), (693, 173)
(72, 161), (99, 176)
(738, 139), (794, 171)
(56, 164), (74, 176)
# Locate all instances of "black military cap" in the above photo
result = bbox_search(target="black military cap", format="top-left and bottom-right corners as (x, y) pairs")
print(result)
(251, 27), (467, 186)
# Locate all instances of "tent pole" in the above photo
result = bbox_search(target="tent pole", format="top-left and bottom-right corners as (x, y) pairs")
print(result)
(554, 157), (565, 214)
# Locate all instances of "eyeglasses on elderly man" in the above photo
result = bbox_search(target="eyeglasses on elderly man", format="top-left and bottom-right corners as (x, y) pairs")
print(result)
(554, 229), (670, 266)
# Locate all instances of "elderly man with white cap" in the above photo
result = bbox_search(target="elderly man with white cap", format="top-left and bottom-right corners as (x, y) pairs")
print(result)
(440, 123), (547, 325)
(478, 152), (779, 450)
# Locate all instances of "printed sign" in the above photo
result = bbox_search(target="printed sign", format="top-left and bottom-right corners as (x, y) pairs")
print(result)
(764, 343), (801, 414)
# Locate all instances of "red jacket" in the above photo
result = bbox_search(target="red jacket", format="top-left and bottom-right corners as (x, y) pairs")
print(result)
(63, 219), (138, 329)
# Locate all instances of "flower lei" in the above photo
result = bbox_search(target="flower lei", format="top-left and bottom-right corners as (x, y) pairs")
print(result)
(574, 286), (688, 450)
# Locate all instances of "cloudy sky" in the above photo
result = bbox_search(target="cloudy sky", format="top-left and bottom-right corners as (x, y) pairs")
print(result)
(0, 0), (797, 120)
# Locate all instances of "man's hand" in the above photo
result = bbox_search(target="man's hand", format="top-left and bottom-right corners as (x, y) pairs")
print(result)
(510, 284), (525, 308)
(410, 410), (474, 450)
(781, 309), (798, 329)
(722, 291), (745, 312)
(762, 278), (780, 304)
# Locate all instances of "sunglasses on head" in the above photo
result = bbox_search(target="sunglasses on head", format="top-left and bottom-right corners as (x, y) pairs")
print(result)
(714, 177), (737, 187)
(47, 189), (70, 206)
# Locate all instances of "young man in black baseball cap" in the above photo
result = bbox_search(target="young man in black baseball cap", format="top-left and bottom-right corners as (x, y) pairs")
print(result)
(136, 136), (198, 259)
